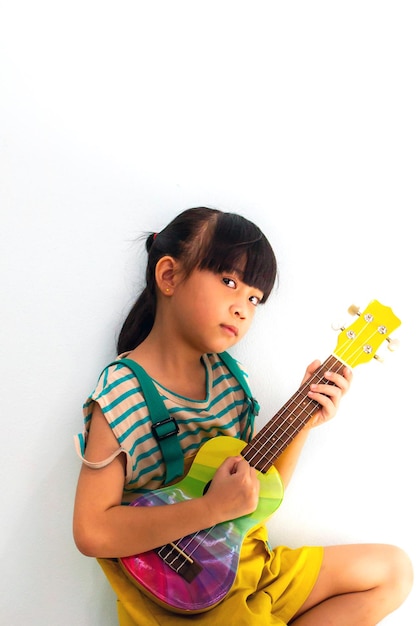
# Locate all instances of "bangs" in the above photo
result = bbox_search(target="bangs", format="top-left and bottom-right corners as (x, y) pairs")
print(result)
(197, 212), (277, 302)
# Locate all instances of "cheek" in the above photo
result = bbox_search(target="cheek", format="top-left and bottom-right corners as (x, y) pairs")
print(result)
(178, 292), (213, 325)
(243, 308), (257, 330)
(240, 319), (253, 338)
(192, 297), (218, 323)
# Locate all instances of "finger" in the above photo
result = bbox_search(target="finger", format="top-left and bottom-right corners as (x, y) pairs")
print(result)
(217, 456), (243, 476)
(308, 382), (342, 416)
(308, 388), (335, 409)
(343, 366), (353, 385)
(308, 359), (322, 373)
(250, 466), (260, 484)
(325, 370), (351, 394)
(301, 359), (322, 384)
(233, 457), (251, 475)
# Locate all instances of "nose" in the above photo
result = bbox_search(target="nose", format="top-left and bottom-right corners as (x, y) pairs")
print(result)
(232, 304), (245, 319)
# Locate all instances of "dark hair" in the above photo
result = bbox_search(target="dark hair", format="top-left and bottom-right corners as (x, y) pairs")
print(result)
(117, 207), (278, 353)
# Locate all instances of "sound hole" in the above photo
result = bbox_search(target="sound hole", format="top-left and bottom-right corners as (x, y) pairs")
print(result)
(202, 479), (212, 495)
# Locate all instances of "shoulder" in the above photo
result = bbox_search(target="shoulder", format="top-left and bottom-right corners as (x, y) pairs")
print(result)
(95, 360), (140, 402)
(206, 352), (248, 383)
(204, 353), (250, 402)
(83, 357), (146, 423)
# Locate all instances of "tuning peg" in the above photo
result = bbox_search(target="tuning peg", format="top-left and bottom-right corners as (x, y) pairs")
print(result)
(374, 354), (384, 363)
(386, 337), (400, 352)
(348, 304), (361, 316)
(333, 303), (361, 330)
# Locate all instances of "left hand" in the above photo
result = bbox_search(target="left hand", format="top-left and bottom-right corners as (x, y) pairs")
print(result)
(301, 359), (352, 428)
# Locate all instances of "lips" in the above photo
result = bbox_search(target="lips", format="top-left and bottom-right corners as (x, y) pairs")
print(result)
(221, 324), (238, 337)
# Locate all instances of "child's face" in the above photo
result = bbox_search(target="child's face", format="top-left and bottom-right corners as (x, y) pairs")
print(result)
(171, 268), (263, 355)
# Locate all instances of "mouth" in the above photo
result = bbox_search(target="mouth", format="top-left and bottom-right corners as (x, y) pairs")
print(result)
(221, 324), (238, 337)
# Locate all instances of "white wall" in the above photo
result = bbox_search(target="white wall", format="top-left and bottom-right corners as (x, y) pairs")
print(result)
(1, 2), (416, 624)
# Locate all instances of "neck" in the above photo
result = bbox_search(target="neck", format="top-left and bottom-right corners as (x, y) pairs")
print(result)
(128, 333), (207, 400)
(241, 355), (344, 472)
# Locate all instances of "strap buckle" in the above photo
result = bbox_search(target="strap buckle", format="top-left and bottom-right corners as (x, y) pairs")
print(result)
(151, 416), (179, 441)
(250, 397), (260, 417)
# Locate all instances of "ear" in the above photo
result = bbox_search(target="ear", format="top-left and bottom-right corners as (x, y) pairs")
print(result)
(155, 256), (180, 295)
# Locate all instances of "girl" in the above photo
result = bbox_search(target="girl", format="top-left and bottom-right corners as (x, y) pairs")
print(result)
(73, 207), (412, 625)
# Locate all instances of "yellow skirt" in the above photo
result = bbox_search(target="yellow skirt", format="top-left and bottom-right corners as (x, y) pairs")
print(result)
(98, 525), (323, 626)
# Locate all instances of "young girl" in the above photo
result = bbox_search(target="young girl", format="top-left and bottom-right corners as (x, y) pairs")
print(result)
(73, 207), (412, 625)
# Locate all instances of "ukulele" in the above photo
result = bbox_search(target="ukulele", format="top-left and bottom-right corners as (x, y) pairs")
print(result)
(119, 300), (401, 614)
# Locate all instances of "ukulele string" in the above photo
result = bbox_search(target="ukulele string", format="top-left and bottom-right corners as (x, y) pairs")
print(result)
(159, 525), (217, 569)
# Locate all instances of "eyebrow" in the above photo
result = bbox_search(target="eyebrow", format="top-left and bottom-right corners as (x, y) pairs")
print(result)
(227, 266), (245, 279)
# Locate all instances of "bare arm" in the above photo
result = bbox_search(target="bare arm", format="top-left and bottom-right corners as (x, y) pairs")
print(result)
(274, 360), (352, 488)
(73, 404), (260, 558)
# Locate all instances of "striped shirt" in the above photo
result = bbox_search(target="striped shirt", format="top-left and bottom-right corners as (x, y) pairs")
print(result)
(76, 353), (254, 501)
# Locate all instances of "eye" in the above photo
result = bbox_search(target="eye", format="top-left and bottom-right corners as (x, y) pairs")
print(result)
(222, 277), (236, 289)
(249, 295), (261, 307)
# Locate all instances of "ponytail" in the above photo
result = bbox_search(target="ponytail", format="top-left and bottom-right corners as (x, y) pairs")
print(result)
(117, 287), (155, 354)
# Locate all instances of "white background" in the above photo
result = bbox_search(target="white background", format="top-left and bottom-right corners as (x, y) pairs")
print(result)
(1, 1), (416, 624)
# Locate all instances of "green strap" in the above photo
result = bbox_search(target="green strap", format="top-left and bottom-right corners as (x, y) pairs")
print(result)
(218, 351), (259, 441)
(106, 358), (184, 484)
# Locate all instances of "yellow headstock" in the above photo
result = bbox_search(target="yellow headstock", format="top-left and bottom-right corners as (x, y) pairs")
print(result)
(333, 300), (401, 368)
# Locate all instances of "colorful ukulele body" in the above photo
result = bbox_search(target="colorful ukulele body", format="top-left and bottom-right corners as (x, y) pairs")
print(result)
(121, 436), (283, 613)
(120, 300), (401, 614)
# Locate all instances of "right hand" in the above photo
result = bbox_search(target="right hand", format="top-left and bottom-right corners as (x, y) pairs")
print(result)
(203, 456), (260, 522)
